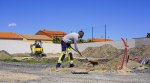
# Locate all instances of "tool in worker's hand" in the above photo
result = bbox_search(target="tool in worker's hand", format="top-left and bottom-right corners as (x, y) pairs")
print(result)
(70, 46), (99, 66)
(70, 46), (88, 60)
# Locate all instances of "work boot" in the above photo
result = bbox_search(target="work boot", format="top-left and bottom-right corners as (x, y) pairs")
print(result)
(69, 64), (75, 68)
(56, 63), (61, 68)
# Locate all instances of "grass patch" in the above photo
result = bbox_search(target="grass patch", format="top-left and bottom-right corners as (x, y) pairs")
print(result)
(0, 57), (69, 65)
(21, 57), (58, 64)
(12, 53), (30, 57)
(0, 58), (21, 62)
(145, 64), (150, 68)
(0, 57), (84, 67)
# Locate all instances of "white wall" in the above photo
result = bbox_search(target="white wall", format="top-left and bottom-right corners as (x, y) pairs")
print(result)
(134, 38), (150, 47)
(71, 39), (135, 53)
(0, 38), (150, 54)
(0, 40), (61, 54)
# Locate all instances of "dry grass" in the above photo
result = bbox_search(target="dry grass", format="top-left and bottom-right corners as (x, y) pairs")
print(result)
(12, 53), (31, 57)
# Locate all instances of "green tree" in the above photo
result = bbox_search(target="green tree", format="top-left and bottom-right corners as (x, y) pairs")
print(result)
(78, 39), (84, 43)
(53, 36), (61, 43)
(87, 39), (92, 43)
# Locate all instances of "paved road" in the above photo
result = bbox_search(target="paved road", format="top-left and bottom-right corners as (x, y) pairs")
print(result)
(0, 61), (150, 83)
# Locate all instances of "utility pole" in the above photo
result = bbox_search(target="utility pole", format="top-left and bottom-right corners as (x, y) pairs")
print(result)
(92, 27), (93, 42)
(105, 24), (106, 42)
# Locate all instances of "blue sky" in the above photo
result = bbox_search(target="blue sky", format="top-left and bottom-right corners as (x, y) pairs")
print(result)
(0, 0), (150, 40)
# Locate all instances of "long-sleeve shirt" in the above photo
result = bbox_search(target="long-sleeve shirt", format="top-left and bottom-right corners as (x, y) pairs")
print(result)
(62, 32), (79, 52)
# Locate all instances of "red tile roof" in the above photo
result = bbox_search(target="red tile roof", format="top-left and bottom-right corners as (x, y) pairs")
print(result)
(20, 34), (52, 41)
(0, 32), (23, 39)
(42, 30), (66, 35)
(35, 29), (66, 38)
(88, 38), (113, 42)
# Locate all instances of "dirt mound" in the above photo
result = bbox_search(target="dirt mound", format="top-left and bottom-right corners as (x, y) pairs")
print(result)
(0, 50), (12, 59)
(127, 60), (141, 69)
(82, 44), (121, 58)
(128, 45), (150, 58)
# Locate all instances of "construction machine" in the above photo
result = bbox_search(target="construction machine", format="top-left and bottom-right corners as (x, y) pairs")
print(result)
(30, 40), (46, 57)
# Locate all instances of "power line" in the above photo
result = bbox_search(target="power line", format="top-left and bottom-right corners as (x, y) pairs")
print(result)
(105, 24), (106, 42)
(92, 27), (93, 42)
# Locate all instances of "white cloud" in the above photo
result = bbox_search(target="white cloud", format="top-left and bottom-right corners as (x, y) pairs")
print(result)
(8, 23), (17, 27)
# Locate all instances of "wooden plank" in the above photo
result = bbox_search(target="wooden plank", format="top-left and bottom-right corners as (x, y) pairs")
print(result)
(71, 71), (88, 74)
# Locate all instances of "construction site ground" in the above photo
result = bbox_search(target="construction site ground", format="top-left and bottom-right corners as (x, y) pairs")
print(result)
(0, 61), (150, 83)
(0, 44), (150, 83)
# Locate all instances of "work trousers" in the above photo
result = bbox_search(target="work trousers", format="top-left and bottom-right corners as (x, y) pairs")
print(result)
(56, 40), (74, 68)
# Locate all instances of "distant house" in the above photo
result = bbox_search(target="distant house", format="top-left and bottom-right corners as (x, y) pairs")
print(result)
(0, 32), (23, 40)
(35, 29), (66, 39)
(20, 34), (52, 43)
(88, 38), (113, 42)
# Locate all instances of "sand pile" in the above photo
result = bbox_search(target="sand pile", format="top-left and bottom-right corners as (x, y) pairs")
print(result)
(0, 50), (12, 59)
(82, 44), (121, 58)
(128, 45), (150, 58)
(126, 60), (141, 69)
(81, 44), (150, 71)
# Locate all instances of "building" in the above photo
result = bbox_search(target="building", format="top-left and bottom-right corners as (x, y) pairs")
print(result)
(35, 29), (66, 39)
(0, 32), (23, 40)
(20, 34), (52, 43)
(88, 38), (113, 42)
